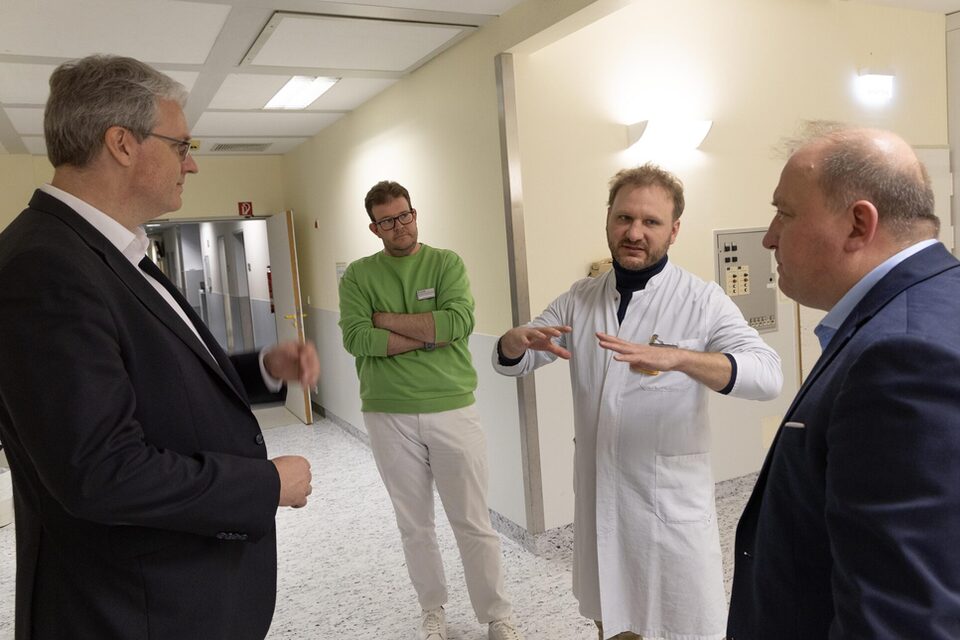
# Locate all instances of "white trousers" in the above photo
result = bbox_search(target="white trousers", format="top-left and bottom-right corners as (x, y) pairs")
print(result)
(363, 404), (512, 623)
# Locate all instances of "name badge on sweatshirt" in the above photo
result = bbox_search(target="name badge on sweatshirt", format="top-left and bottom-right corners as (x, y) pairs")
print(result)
(417, 288), (436, 301)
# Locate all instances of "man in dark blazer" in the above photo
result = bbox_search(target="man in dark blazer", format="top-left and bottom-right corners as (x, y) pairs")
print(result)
(727, 128), (960, 639)
(0, 55), (319, 639)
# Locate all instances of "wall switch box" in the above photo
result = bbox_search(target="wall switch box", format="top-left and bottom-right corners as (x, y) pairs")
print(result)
(714, 227), (777, 333)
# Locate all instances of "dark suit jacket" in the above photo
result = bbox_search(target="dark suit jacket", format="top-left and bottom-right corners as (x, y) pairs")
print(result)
(0, 190), (282, 639)
(727, 243), (960, 639)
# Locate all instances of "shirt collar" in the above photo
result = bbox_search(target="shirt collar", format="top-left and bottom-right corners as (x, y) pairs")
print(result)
(40, 184), (149, 265)
(816, 238), (939, 346)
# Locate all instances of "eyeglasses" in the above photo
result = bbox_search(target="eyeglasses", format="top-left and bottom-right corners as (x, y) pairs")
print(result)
(143, 131), (192, 161)
(373, 209), (416, 231)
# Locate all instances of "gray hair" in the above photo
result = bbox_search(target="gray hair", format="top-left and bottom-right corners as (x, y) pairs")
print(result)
(44, 55), (188, 167)
(816, 129), (939, 238)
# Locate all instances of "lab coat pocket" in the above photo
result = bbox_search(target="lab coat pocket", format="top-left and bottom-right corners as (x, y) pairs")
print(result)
(639, 338), (705, 391)
(655, 452), (713, 524)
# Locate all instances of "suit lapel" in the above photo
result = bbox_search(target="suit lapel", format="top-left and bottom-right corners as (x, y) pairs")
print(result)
(30, 191), (248, 404)
(784, 243), (960, 421)
(138, 257), (249, 403)
(742, 243), (960, 515)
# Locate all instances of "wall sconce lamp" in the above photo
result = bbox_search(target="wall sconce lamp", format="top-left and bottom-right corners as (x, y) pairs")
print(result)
(855, 69), (894, 106)
(626, 119), (713, 151)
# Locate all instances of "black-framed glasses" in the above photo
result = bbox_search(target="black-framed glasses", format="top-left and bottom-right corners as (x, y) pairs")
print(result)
(374, 209), (416, 231)
(143, 131), (192, 161)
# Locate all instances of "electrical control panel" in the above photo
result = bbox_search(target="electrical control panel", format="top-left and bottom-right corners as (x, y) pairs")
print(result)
(714, 227), (777, 333)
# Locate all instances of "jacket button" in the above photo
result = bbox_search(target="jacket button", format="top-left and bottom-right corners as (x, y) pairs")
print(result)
(255, 433), (264, 445)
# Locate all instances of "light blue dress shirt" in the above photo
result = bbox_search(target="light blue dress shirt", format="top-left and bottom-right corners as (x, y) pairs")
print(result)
(813, 239), (939, 350)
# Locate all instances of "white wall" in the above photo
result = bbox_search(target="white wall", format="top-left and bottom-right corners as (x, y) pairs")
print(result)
(509, 0), (948, 528)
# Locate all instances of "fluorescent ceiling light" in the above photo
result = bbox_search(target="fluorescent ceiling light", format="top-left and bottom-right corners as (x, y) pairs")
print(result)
(264, 76), (338, 110)
(855, 71), (894, 106)
(626, 119), (713, 150)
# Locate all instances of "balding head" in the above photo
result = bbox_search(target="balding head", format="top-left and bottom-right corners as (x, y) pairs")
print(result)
(798, 128), (938, 241)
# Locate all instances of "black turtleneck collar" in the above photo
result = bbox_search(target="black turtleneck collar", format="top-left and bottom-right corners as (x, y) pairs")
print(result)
(613, 254), (668, 292)
(613, 254), (667, 324)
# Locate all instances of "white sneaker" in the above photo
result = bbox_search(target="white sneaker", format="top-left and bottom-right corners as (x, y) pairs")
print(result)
(419, 607), (447, 640)
(489, 618), (524, 640)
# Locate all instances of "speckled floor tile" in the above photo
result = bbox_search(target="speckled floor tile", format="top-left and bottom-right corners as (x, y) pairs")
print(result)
(0, 418), (757, 639)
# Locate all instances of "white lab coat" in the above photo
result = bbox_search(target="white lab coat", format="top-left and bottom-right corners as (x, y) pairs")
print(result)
(493, 263), (782, 640)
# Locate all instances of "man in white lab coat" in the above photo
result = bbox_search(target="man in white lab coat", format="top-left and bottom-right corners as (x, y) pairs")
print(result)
(493, 164), (783, 640)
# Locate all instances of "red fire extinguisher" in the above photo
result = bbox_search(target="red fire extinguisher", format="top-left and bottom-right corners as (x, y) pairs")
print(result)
(267, 266), (275, 313)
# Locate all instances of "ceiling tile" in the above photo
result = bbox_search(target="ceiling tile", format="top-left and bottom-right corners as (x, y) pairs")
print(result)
(318, 0), (519, 12)
(208, 74), (291, 111)
(0, 63), (57, 105)
(22, 137), (46, 156)
(0, 64), (197, 107)
(250, 14), (467, 72)
(308, 78), (398, 111)
(208, 74), (398, 112)
(4, 107), (44, 136)
(0, 0), (230, 65)
(193, 111), (344, 137)
(0, 0), (529, 156)
(166, 71), (201, 94)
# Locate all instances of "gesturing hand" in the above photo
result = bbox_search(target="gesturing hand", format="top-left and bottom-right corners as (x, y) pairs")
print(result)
(263, 340), (321, 389)
(596, 332), (681, 374)
(500, 325), (573, 360)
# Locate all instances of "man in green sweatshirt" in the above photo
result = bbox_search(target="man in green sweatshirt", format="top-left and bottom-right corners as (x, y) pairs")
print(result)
(338, 181), (522, 640)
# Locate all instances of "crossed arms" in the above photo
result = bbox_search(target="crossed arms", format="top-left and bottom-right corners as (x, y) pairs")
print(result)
(339, 250), (475, 358)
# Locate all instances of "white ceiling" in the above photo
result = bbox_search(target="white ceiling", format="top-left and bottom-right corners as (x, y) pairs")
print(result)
(2, 0), (958, 158)
(0, 0), (525, 156)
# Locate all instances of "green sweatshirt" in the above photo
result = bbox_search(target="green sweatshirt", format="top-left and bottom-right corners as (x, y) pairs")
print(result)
(338, 244), (477, 413)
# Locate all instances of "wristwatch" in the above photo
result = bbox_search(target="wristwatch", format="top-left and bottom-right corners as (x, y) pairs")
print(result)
(423, 342), (437, 351)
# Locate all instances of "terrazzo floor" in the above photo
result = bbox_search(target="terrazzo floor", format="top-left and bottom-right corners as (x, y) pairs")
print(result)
(0, 411), (757, 639)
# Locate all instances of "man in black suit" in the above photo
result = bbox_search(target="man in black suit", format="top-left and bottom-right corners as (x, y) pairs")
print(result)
(727, 128), (960, 639)
(0, 55), (319, 639)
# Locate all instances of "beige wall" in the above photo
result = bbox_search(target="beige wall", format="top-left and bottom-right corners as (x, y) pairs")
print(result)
(169, 155), (286, 220)
(515, 0), (947, 304)
(510, 0), (947, 527)
(0, 156), (50, 229)
(282, 0), (601, 529)
(0, 154), (284, 226)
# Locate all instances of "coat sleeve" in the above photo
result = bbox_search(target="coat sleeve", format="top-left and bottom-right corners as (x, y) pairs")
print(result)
(703, 284), (782, 400)
(825, 335), (960, 639)
(492, 289), (571, 377)
(0, 249), (279, 541)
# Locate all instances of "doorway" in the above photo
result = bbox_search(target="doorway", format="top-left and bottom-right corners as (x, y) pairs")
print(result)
(144, 217), (278, 356)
